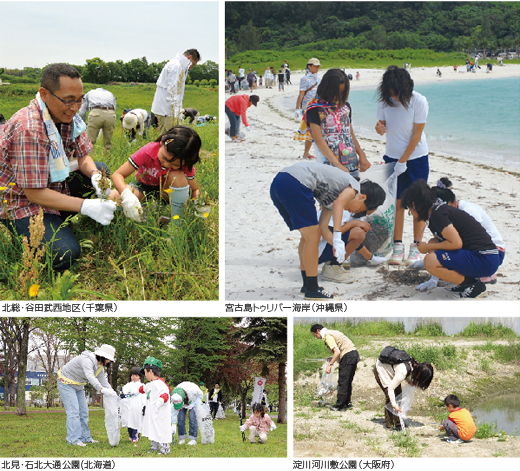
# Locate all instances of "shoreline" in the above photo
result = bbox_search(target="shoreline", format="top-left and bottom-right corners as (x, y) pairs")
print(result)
(224, 66), (520, 301)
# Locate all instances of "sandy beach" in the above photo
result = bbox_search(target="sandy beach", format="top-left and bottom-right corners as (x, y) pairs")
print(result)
(225, 65), (520, 301)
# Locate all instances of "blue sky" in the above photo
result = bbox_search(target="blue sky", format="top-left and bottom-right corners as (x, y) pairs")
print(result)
(0, 1), (219, 69)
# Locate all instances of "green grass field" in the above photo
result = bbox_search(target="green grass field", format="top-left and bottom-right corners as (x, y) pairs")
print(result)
(0, 409), (287, 458)
(0, 84), (219, 300)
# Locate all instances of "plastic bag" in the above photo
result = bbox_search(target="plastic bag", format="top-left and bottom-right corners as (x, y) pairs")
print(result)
(351, 163), (397, 266)
(385, 384), (416, 431)
(317, 365), (336, 397)
(194, 400), (215, 444)
(104, 395), (121, 447)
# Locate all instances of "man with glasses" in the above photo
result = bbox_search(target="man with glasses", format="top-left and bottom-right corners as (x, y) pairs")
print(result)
(151, 48), (200, 133)
(0, 63), (117, 272)
(294, 57), (322, 159)
(78, 87), (117, 153)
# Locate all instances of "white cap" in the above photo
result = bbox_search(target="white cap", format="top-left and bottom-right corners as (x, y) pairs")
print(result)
(94, 344), (116, 362)
(123, 113), (138, 130)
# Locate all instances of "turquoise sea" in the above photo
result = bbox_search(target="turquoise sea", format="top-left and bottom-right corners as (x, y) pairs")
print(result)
(347, 76), (520, 172)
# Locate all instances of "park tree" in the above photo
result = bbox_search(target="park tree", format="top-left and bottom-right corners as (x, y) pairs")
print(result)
(168, 317), (232, 386)
(232, 317), (287, 424)
(0, 318), (35, 415)
(83, 57), (110, 84)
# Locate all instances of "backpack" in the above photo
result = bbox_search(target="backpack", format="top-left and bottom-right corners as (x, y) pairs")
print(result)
(378, 346), (412, 376)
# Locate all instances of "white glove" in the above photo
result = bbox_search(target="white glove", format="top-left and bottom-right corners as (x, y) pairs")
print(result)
(394, 161), (407, 176)
(244, 126), (250, 132)
(294, 109), (302, 119)
(239, 425), (246, 432)
(407, 259), (426, 270)
(80, 199), (117, 225)
(332, 231), (346, 264)
(91, 172), (111, 198)
(101, 387), (117, 397)
(416, 276), (439, 292)
(270, 423), (277, 431)
(121, 188), (144, 222)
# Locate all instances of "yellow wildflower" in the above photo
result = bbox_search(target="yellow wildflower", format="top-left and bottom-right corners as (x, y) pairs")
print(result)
(0, 187), (7, 191)
(3, 200), (6, 204)
(173, 215), (180, 220)
(8, 182), (15, 186)
(28, 284), (40, 297)
(203, 212), (209, 218)
(164, 188), (173, 194)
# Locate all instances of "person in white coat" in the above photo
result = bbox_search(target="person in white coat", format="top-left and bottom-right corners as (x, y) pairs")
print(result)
(171, 381), (204, 445)
(138, 357), (172, 454)
(121, 366), (145, 444)
(151, 49), (200, 133)
(57, 344), (117, 446)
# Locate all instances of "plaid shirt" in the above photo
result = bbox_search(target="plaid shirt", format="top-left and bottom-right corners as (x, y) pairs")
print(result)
(0, 100), (93, 220)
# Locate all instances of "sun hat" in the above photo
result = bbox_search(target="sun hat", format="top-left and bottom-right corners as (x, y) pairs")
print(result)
(171, 387), (186, 410)
(140, 356), (162, 374)
(123, 112), (138, 130)
(94, 344), (116, 362)
(308, 58), (321, 66)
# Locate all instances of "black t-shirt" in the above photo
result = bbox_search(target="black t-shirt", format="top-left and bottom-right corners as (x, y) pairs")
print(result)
(278, 73), (284, 82)
(429, 203), (496, 252)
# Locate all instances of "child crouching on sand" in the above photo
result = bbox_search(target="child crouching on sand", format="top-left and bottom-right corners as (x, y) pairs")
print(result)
(240, 403), (277, 444)
(270, 161), (385, 300)
(400, 179), (500, 299)
(110, 125), (201, 222)
(439, 394), (476, 444)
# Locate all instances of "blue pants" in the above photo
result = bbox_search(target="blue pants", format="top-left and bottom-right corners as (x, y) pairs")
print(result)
(57, 381), (92, 445)
(176, 407), (198, 442)
(225, 106), (239, 138)
(1, 162), (109, 271)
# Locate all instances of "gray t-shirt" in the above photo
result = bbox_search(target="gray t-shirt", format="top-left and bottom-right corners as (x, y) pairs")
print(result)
(282, 162), (360, 209)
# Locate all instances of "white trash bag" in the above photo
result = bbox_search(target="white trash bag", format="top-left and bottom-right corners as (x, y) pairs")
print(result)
(194, 400), (214, 444)
(317, 365), (336, 397)
(385, 384), (416, 431)
(104, 394), (121, 447)
(351, 163), (397, 266)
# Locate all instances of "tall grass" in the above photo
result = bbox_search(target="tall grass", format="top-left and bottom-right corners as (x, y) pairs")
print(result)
(455, 321), (517, 339)
(0, 85), (218, 300)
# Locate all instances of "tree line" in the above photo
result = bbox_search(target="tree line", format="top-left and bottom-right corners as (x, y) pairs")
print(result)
(0, 57), (219, 85)
(0, 317), (286, 422)
(226, 1), (520, 57)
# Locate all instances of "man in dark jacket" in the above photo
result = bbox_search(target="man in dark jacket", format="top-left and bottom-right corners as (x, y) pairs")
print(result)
(208, 383), (222, 419)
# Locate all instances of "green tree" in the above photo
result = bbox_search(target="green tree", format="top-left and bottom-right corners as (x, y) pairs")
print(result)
(169, 318), (232, 385)
(232, 317), (287, 423)
(83, 57), (110, 84)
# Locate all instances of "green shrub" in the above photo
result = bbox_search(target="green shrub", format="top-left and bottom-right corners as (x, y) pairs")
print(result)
(193, 80), (200, 87)
(413, 322), (445, 337)
(457, 321), (517, 339)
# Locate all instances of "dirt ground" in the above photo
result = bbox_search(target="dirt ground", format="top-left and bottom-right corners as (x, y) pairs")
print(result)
(293, 338), (520, 458)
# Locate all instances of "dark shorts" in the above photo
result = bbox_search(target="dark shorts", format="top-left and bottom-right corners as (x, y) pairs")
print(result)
(435, 249), (501, 278)
(384, 155), (429, 199)
(270, 172), (318, 231)
(319, 230), (351, 264)
(130, 181), (160, 198)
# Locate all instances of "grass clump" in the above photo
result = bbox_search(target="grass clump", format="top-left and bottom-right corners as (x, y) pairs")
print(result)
(413, 322), (445, 337)
(456, 321), (517, 339)
(474, 421), (507, 439)
(390, 431), (421, 457)
(404, 343), (459, 371)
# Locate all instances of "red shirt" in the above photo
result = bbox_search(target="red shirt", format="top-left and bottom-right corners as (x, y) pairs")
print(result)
(0, 100), (93, 219)
(128, 142), (195, 188)
(225, 94), (252, 127)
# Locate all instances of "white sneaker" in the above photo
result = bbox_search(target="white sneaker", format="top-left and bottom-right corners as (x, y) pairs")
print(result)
(322, 261), (354, 283)
(367, 255), (387, 266)
(178, 439), (185, 445)
(74, 441), (87, 447)
(389, 242), (404, 265)
(404, 243), (422, 266)
(187, 439), (197, 446)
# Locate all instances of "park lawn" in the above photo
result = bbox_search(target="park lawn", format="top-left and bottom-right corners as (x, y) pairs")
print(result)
(0, 409), (287, 458)
(0, 83), (219, 300)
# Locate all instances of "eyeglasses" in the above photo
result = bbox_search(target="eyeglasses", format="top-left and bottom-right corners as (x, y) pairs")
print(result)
(45, 88), (84, 106)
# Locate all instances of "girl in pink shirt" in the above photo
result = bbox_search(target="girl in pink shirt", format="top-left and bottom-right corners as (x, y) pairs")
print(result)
(240, 403), (277, 444)
(111, 125), (201, 222)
